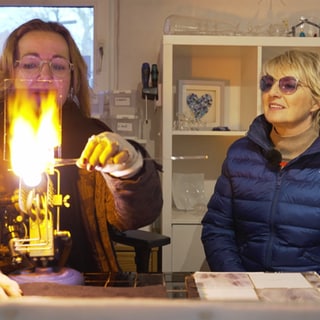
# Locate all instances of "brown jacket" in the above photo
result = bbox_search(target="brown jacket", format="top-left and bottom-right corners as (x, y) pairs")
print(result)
(60, 101), (163, 272)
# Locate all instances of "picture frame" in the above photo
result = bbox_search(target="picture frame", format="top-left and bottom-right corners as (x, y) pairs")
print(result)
(178, 79), (227, 129)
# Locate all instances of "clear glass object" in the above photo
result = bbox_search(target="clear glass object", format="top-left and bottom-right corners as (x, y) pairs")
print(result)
(163, 14), (239, 36)
(172, 173), (206, 211)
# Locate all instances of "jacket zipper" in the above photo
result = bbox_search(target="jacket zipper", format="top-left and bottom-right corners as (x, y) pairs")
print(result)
(264, 170), (283, 270)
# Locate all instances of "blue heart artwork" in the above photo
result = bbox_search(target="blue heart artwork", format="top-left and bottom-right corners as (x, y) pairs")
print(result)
(186, 93), (212, 120)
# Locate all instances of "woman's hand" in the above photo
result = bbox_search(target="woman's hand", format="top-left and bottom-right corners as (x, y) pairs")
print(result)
(77, 132), (143, 178)
(0, 272), (22, 299)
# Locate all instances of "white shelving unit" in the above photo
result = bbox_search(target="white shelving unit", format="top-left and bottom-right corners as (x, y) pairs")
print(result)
(161, 35), (320, 272)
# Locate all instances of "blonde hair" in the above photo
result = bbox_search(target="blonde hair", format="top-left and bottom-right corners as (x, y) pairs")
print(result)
(262, 50), (320, 101)
(0, 18), (90, 117)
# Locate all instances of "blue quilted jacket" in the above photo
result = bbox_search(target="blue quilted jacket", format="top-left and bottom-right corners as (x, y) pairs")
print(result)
(201, 114), (320, 272)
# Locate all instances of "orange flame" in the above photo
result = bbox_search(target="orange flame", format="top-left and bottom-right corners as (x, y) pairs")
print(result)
(8, 89), (61, 186)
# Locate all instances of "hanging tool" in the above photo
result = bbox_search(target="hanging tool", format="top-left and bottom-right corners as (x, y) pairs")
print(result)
(141, 62), (159, 125)
(141, 62), (158, 100)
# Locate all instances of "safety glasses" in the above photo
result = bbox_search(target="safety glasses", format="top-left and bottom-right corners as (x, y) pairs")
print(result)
(260, 75), (303, 95)
(15, 55), (73, 79)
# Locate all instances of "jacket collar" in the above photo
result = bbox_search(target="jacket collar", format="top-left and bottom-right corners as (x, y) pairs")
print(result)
(247, 114), (320, 158)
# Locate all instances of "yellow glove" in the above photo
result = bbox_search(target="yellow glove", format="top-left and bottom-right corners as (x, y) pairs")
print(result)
(77, 132), (143, 178)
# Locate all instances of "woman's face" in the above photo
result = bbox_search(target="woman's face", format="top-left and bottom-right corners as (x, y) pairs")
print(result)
(14, 30), (71, 106)
(262, 70), (320, 136)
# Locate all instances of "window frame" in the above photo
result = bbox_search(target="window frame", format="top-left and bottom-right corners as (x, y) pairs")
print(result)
(0, 0), (117, 91)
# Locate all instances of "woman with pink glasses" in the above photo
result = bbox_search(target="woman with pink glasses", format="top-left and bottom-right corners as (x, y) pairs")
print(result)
(202, 50), (320, 272)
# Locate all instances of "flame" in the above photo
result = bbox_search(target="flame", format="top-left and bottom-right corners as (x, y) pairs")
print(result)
(8, 88), (61, 186)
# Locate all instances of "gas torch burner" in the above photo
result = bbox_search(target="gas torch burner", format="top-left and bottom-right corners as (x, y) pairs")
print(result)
(1, 79), (83, 284)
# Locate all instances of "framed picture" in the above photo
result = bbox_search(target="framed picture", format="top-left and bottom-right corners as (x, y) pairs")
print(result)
(178, 79), (227, 129)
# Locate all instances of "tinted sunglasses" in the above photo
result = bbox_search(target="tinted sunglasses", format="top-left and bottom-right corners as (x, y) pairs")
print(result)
(260, 75), (303, 95)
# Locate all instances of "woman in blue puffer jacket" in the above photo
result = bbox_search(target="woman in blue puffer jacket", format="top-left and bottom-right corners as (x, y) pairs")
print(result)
(201, 49), (320, 272)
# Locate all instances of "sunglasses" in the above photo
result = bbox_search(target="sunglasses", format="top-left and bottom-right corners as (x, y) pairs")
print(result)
(260, 75), (303, 95)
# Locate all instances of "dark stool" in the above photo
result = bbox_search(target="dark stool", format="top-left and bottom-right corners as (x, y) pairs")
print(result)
(111, 229), (170, 273)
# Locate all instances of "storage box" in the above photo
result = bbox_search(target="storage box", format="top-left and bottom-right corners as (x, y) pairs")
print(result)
(90, 91), (108, 119)
(109, 90), (137, 117)
(106, 116), (141, 139)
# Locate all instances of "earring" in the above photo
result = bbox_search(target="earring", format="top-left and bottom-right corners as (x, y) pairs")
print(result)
(68, 87), (74, 100)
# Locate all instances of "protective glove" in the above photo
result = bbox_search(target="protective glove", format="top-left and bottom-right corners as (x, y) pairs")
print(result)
(77, 131), (143, 178)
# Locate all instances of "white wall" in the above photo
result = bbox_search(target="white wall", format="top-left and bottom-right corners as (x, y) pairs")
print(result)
(116, 0), (320, 90)
(0, 0), (319, 91)
(114, 0), (320, 159)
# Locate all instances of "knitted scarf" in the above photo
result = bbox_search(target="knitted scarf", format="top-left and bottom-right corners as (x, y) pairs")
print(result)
(77, 169), (120, 272)
(270, 119), (319, 162)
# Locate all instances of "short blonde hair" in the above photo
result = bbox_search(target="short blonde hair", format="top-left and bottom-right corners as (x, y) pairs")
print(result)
(262, 50), (320, 101)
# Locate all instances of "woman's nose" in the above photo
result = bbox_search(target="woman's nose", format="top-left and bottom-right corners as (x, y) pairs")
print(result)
(39, 62), (53, 79)
(268, 81), (281, 96)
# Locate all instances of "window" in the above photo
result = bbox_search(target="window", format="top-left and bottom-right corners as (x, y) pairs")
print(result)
(0, 0), (116, 91)
(0, 6), (94, 85)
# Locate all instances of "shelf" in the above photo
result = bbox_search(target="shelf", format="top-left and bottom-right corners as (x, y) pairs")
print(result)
(161, 35), (320, 273)
(172, 209), (205, 225)
(172, 130), (246, 136)
(164, 35), (320, 47)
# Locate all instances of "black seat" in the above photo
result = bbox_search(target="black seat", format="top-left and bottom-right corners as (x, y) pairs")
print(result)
(110, 228), (170, 273)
